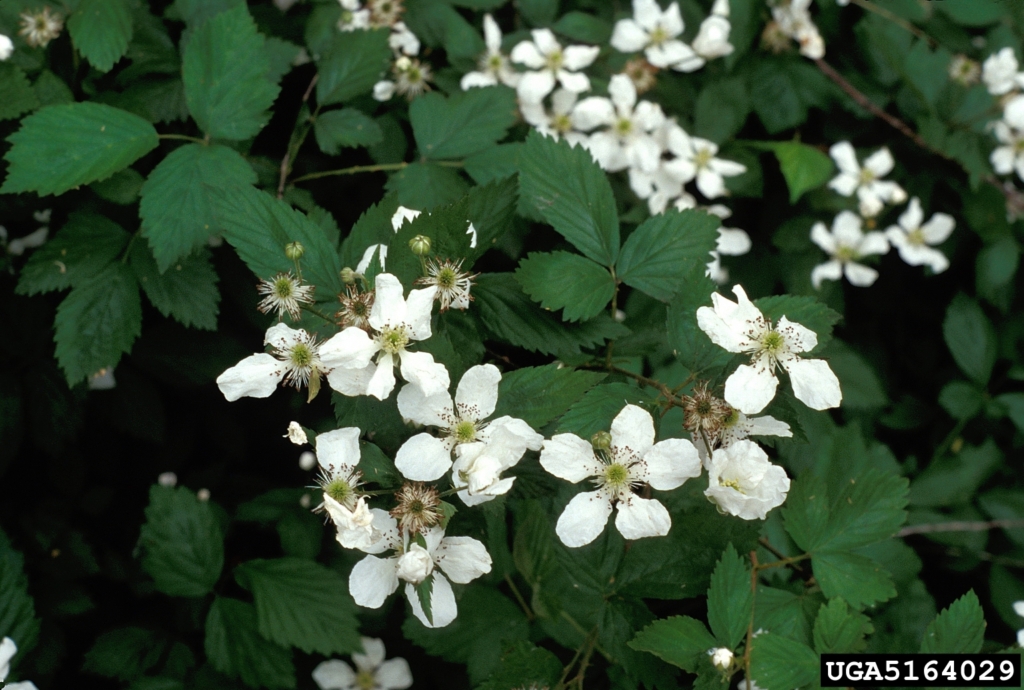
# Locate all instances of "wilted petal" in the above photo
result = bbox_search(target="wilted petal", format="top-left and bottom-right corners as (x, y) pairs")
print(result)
(556, 490), (614, 547)
(398, 350), (450, 398)
(783, 357), (842, 410)
(395, 433), (452, 481)
(615, 495), (671, 540)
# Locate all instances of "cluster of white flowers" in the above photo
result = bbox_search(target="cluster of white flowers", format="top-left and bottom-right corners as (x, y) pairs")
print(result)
(983, 48), (1024, 186)
(313, 637), (412, 690)
(767, 0), (825, 59)
(811, 142), (953, 288)
(1, 637), (38, 690)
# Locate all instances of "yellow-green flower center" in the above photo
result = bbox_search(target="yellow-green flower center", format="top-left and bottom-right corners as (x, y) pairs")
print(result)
(835, 245), (858, 263)
(722, 409), (740, 428)
(615, 117), (633, 136)
(454, 420), (477, 443)
(760, 330), (784, 355)
(694, 148), (714, 169)
(290, 342), (313, 368)
(325, 477), (353, 504)
(379, 327), (410, 355)
(649, 25), (669, 46)
(356, 670), (376, 690)
(906, 228), (925, 245)
(273, 277), (294, 299)
(858, 168), (875, 184)
(604, 463), (629, 488)
(552, 113), (572, 133)
(436, 266), (458, 289)
(721, 477), (743, 492)
(488, 54), (503, 70)
(546, 49), (564, 71)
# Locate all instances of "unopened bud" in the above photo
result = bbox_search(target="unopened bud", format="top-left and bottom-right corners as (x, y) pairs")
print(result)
(157, 472), (177, 488)
(590, 431), (612, 450)
(285, 242), (305, 260)
(197, 488), (211, 502)
(341, 267), (357, 284)
(299, 451), (317, 471)
(409, 235), (431, 256)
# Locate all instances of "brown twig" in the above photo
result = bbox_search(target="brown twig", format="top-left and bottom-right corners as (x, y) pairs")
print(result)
(898, 518), (1024, 538)
(849, 0), (936, 46)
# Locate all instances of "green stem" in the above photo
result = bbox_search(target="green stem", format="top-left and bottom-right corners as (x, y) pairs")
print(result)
(290, 160), (464, 185)
(503, 574), (534, 621)
(158, 133), (207, 144)
(300, 303), (336, 324)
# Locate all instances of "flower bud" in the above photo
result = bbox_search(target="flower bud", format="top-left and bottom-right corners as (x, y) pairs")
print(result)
(197, 488), (211, 502)
(590, 431), (612, 450)
(340, 267), (357, 284)
(299, 451), (317, 471)
(710, 647), (733, 670)
(157, 472), (178, 488)
(285, 242), (305, 260)
(396, 544), (434, 584)
(409, 235), (431, 256)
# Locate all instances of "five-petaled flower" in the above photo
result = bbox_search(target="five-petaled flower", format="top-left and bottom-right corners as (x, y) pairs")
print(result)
(540, 404), (702, 547)
(810, 210), (890, 288)
(884, 197), (954, 274)
(705, 440), (790, 520)
(827, 142), (907, 218)
(216, 323), (327, 402)
(611, 0), (703, 72)
(460, 14), (520, 90)
(312, 637), (412, 690)
(510, 29), (599, 103)
(696, 284), (842, 414)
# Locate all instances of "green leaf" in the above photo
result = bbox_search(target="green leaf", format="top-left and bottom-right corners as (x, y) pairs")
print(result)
(909, 439), (1001, 508)
(0, 63), (40, 121)
(767, 141), (833, 204)
(555, 383), (657, 437)
(904, 40), (950, 106)
(473, 273), (628, 356)
(402, 586), (530, 684)
(943, 293), (997, 385)
(383, 196), (475, 285)
(466, 176), (518, 263)
(920, 590), (985, 653)
(694, 77), (749, 144)
(234, 558), (361, 656)
(515, 251), (614, 322)
(204, 598), (295, 690)
(357, 442), (402, 488)
(812, 598), (872, 653)
(707, 544), (752, 650)
(313, 108), (383, 155)
(812, 551), (896, 609)
(628, 616), (717, 673)
(464, 143), (522, 185)
(173, 0), (244, 25)
(754, 294), (842, 355)
(666, 262), (732, 375)
(90, 167), (145, 205)
(477, 642), (563, 690)
(54, 264), (142, 385)
(83, 628), (166, 681)
(616, 209), (719, 301)
(937, 0), (1003, 25)
(385, 161), (470, 210)
(552, 11), (611, 43)
(16, 213), (130, 296)
(491, 364), (605, 429)
(138, 485), (224, 598)
(749, 633), (818, 690)
(414, 577), (434, 625)
(181, 5), (280, 140)
(0, 532), (40, 662)
(410, 88), (518, 160)
(68, 0), (133, 72)
(519, 130), (620, 265)
(215, 186), (342, 295)
(139, 143), (257, 272)
(129, 244), (220, 331)
(316, 29), (391, 106)
(748, 59), (807, 135)
(997, 392), (1024, 434)
(1, 103), (159, 196)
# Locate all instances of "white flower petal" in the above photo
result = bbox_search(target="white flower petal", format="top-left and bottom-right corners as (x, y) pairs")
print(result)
(404, 288), (435, 341)
(608, 74), (637, 112)
(540, 434), (603, 482)
(510, 40), (545, 68)
(376, 658), (414, 690)
(482, 14), (502, 52)
(696, 168), (727, 199)
(396, 382), (453, 428)
(398, 350), (450, 398)
(407, 573), (458, 628)
(811, 260), (843, 289)
(782, 357), (842, 410)
(571, 97), (616, 131)
(859, 231), (890, 256)
(777, 316), (817, 353)
(369, 273), (407, 330)
(349, 555), (399, 608)
(353, 637), (387, 672)
(216, 353), (284, 401)
(531, 28), (561, 54)
(327, 362), (376, 397)
(615, 495), (671, 540)
(316, 427), (362, 475)
(843, 261), (879, 287)
(562, 45), (600, 71)
(898, 197), (923, 231)
(743, 414), (792, 438)
(312, 660), (356, 690)
(366, 352), (397, 400)
(724, 363), (779, 414)
(828, 172), (859, 197)
(321, 327), (380, 371)
(455, 364), (501, 421)
(395, 433), (452, 481)
(484, 415), (544, 453)
(610, 404), (656, 458)
(641, 438), (702, 490)
(556, 69), (591, 94)
(921, 213), (955, 244)
(611, 18), (649, 52)
(435, 536), (492, 583)
(461, 71), (499, 90)
(717, 228), (751, 255)
(556, 490), (614, 547)
(863, 147), (894, 177)
(517, 70), (557, 103)
(829, 141), (860, 174)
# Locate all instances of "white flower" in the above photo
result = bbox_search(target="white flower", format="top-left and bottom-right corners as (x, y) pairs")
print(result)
(338, 0), (371, 31)
(320, 273), (449, 401)
(990, 110), (1024, 182)
(389, 22), (420, 56)
(771, 0), (824, 60)
(461, 15), (520, 89)
(540, 405), (702, 547)
(348, 518), (492, 628)
(664, 128), (747, 199)
(696, 284), (842, 413)
(710, 646), (734, 670)
(611, 0), (703, 72)
(827, 142), (907, 217)
(451, 440), (524, 506)
(216, 323), (326, 401)
(312, 428), (380, 550)
(692, 2), (733, 61)
(6, 227), (48, 256)
(510, 29), (599, 103)
(0, 34), (13, 61)
(373, 56), (432, 102)
(705, 440), (790, 520)
(395, 364), (542, 481)
(631, 163), (688, 215)
(704, 204), (751, 284)
(983, 47), (1024, 96)
(313, 637), (412, 690)
(520, 89), (590, 147)
(884, 197), (954, 273)
(1, 637), (16, 681)
(285, 421), (308, 445)
(572, 74), (665, 173)
(1014, 601), (1024, 646)
(810, 211), (889, 288)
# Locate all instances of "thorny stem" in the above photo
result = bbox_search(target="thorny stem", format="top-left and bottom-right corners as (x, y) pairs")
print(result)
(290, 160), (464, 185)
(300, 303), (335, 324)
(899, 518), (1024, 537)
(158, 133), (207, 144)
(849, 0), (936, 46)
(504, 574), (534, 621)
